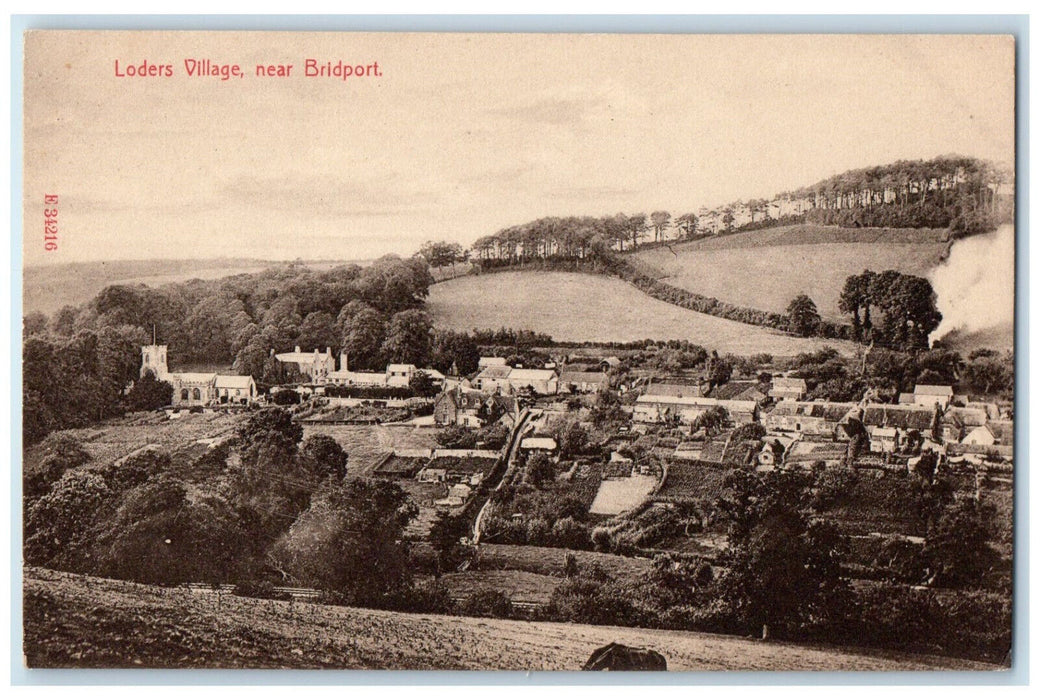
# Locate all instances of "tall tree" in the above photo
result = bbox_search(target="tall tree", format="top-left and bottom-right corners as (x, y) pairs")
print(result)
(380, 309), (433, 367)
(786, 294), (821, 337)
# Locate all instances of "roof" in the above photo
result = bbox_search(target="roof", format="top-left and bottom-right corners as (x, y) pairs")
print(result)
(914, 384), (954, 396)
(329, 370), (386, 383)
(898, 392), (916, 404)
(772, 377), (807, 390)
(476, 365), (513, 379)
(871, 426), (899, 437)
(636, 395), (756, 412)
(861, 404), (935, 431)
(965, 425), (995, 440)
(275, 349), (331, 364)
(947, 407), (988, 427)
(709, 381), (763, 400)
(986, 420), (1014, 442)
(169, 372), (217, 384)
(767, 400), (863, 422)
(520, 437), (558, 450)
(214, 375), (254, 389)
(387, 364), (417, 373)
(559, 371), (608, 384)
(509, 368), (557, 381)
(644, 381), (703, 398)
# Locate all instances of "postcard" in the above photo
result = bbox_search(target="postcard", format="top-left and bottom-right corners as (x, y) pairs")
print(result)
(20, 29), (1016, 672)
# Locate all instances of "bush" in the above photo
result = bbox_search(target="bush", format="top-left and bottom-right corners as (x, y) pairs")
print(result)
(233, 579), (291, 601)
(24, 435), (91, 501)
(459, 589), (513, 618)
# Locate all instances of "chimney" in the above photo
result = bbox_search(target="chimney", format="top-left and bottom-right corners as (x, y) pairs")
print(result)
(295, 345), (301, 353)
(326, 347), (332, 356)
(340, 351), (349, 372)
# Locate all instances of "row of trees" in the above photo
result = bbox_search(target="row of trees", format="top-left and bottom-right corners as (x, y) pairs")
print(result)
(465, 157), (1010, 264)
(785, 155), (1013, 236)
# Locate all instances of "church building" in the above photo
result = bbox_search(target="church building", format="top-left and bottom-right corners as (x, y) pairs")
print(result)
(141, 343), (257, 407)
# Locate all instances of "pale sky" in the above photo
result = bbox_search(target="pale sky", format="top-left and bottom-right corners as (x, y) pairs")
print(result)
(23, 32), (1015, 266)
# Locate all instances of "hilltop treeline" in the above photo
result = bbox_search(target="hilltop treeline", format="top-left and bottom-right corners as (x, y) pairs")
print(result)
(785, 156), (1012, 236)
(466, 157), (1011, 260)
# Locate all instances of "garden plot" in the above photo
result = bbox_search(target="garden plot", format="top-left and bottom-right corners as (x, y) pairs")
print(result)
(589, 473), (659, 515)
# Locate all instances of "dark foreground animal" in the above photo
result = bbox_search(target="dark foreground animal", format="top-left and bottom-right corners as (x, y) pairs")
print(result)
(582, 642), (668, 671)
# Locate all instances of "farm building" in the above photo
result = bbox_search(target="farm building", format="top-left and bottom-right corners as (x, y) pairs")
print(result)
(473, 366), (559, 395)
(633, 395), (757, 426)
(478, 356), (507, 369)
(643, 380), (704, 399)
(784, 440), (847, 469)
(327, 369), (386, 386)
(770, 377), (807, 401)
(558, 370), (609, 394)
(708, 381), (770, 403)
(473, 365), (514, 393)
(508, 368), (559, 395)
(963, 425), (997, 446)
(326, 363), (444, 388)
(861, 404), (936, 433)
(756, 439), (787, 470)
(762, 401), (854, 435)
(910, 384), (955, 409)
(869, 426), (901, 453)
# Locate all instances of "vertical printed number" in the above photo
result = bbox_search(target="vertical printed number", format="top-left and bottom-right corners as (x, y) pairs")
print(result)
(44, 194), (58, 251)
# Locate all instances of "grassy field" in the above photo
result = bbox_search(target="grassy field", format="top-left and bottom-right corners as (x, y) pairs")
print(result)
(428, 271), (858, 356)
(476, 544), (652, 585)
(23, 567), (995, 670)
(300, 424), (438, 476)
(631, 225), (950, 321)
(439, 570), (561, 605)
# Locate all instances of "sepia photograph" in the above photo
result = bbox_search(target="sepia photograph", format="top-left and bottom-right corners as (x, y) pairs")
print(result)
(19, 28), (1017, 673)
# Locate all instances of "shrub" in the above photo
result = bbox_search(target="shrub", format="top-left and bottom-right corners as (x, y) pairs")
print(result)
(459, 589), (513, 618)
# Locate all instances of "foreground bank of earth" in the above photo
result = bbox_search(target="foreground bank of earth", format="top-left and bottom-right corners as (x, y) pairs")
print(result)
(24, 568), (997, 671)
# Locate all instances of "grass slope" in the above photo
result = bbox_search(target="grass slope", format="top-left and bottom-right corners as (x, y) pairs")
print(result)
(631, 225), (950, 321)
(23, 568), (994, 671)
(428, 271), (858, 356)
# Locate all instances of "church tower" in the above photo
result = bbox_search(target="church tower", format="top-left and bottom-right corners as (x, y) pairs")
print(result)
(141, 344), (169, 379)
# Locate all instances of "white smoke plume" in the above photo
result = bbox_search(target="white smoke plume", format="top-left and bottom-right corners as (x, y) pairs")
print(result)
(929, 224), (1015, 340)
